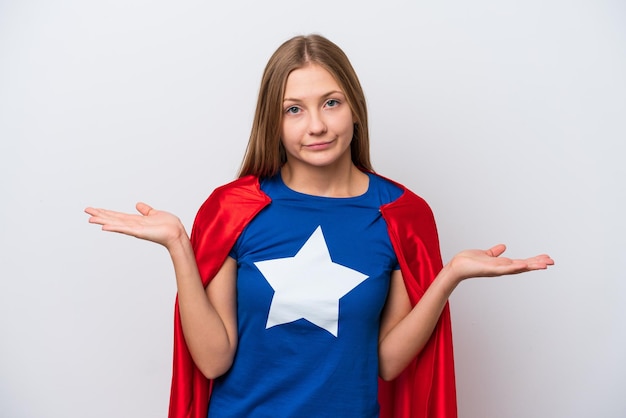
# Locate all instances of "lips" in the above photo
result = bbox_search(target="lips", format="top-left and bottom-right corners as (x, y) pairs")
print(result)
(304, 139), (335, 150)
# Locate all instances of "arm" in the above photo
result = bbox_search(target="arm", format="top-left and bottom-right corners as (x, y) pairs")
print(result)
(378, 244), (554, 381)
(85, 203), (238, 378)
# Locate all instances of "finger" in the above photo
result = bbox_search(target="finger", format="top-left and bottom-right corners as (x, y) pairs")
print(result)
(84, 207), (98, 216)
(101, 223), (139, 235)
(86, 207), (124, 218)
(487, 244), (507, 258)
(86, 211), (123, 225)
(537, 255), (555, 265)
(85, 207), (110, 225)
(524, 254), (555, 267)
(527, 259), (555, 270)
(136, 202), (153, 216)
(86, 208), (143, 230)
(498, 255), (552, 272)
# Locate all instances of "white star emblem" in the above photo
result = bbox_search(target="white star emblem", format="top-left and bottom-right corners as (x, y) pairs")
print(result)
(254, 226), (369, 337)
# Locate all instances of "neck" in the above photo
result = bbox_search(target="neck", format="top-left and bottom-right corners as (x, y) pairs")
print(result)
(280, 161), (369, 198)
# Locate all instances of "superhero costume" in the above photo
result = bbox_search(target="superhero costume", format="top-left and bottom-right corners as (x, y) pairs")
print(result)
(168, 174), (457, 418)
(208, 172), (403, 417)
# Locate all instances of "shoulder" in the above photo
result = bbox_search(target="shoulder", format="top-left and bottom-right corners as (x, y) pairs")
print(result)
(374, 173), (443, 270)
(209, 175), (263, 199)
(194, 176), (270, 223)
(370, 172), (434, 218)
(202, 176), (268, 207)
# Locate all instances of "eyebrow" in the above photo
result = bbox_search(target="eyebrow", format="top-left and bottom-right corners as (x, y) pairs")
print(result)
(283, 90), (345, 102)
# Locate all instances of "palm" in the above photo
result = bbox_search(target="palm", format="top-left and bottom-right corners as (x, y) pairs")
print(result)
(450, 244), (554, 280)
(85, 203), (186, 248)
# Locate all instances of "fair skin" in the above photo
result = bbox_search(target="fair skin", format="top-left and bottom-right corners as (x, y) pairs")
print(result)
(85, 63), (554, 381)
(279, 63), (368, 197)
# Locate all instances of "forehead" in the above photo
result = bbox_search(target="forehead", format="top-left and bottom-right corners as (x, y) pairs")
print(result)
(283, 64), (343, 99)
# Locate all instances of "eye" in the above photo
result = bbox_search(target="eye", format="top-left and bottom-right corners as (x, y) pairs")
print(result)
(285, 106), (300, 115)
(326, 99), (340, 108)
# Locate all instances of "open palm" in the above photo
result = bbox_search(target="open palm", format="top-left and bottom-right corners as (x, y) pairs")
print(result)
(85, 202), (186, 249)
(449, 244), (554, 281)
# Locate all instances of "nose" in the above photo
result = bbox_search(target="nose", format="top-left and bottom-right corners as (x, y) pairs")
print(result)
(307, 110), (327, 135)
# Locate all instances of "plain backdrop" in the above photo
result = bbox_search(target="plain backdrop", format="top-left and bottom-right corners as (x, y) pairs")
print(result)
(1, 1), (625, 417)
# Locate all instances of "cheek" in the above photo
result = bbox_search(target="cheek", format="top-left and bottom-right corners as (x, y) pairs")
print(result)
(281, 120), (304, 143)
(279, 120), (289, 140)
(342, 117), (355, 139)
(338, 109), (356, 136)
(279, 124), (291, 144)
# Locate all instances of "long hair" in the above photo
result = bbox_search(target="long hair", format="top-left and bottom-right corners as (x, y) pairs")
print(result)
(238, 34), (372, 178)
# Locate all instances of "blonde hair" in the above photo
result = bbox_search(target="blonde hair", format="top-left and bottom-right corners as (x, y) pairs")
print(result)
(238, 34), (372, 178)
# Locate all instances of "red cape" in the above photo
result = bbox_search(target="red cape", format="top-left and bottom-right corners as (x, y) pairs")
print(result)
(168, 175), (457, 418)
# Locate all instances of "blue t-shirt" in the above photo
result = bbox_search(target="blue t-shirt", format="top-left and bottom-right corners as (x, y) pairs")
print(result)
(207, 172), (403, 418)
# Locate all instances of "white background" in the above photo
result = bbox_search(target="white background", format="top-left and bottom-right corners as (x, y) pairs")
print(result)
(1, 1), (625, 417)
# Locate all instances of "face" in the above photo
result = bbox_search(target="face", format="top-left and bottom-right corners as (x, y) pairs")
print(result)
(280, 64), (355, 172)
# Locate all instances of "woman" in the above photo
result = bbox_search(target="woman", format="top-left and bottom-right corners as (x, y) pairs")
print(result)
(86, 34), (553, 418)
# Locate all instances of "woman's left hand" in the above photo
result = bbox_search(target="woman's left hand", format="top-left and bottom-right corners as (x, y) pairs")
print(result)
(448, 244), (554, 282)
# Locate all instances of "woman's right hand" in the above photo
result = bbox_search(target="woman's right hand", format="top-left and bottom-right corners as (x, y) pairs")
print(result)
(85, 202), (187, 249)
